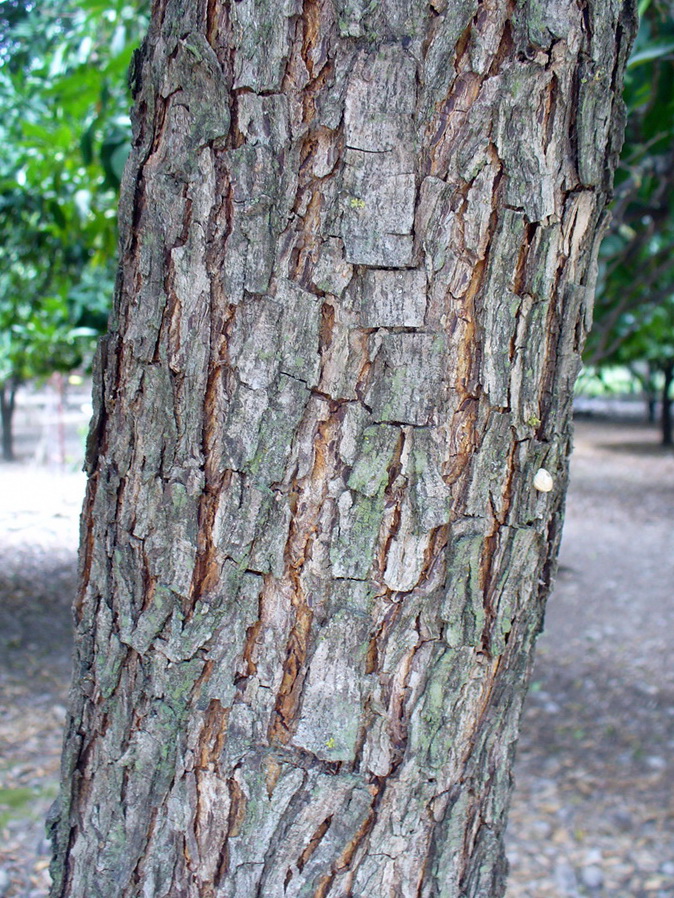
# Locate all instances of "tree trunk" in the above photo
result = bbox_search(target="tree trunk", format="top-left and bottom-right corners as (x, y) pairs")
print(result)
(648, 394), (657, 425)
(49, 2), (636, 896)
(629, 364), (658, 424)
(0, 379), (17, 462)
(645, 364), (658, 424)
(661, 363), (673, 446)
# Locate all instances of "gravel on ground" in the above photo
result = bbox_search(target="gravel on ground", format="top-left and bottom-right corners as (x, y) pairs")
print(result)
(506, 420), (674, 898)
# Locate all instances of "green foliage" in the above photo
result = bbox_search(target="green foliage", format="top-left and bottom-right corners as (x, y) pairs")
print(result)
(575, 366), (642, 398)
(588, 2), (674, 386)
(0, 0), (148, 388)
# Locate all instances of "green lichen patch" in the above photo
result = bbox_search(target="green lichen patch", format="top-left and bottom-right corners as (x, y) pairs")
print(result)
(347, 424), (400, 497)
(330, 489), (386, 579)
(442, 532), (487, 648)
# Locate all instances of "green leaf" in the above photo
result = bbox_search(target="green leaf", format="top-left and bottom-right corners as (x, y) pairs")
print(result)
(628, 40), (674, 68)
(0, 0), (147, 387)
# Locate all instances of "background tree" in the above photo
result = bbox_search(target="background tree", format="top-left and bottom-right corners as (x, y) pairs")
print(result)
(48, 2), (636, 896)
(593, 297), (674, 443)
(586, 0), (674, 443)
(0, 0), (147, 459)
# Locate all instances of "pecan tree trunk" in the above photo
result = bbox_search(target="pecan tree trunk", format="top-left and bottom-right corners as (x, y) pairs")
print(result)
(50, 2), (636, 896)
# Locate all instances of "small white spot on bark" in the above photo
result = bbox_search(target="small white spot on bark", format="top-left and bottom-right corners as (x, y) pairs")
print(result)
(533, 468), (554, 492)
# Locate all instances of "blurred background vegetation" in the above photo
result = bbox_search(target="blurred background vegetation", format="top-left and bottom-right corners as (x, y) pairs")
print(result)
(585, 0), (674, 444)
(0, 0), (673, 461)
(0, 0), (148, 460)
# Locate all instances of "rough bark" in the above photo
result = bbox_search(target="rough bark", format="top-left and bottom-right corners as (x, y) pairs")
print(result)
(50, 2), (636, 896)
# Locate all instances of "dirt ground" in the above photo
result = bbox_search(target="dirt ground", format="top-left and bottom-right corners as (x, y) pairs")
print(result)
(0, 416), (673, 897)
(506, 419), (674, 898)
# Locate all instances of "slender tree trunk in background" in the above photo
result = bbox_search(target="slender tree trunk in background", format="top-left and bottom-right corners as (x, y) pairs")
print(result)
(0, 379), (17, 462)
(661, 363), (673, 446)
(645, 364), (658, 424)
(50, 2), (636, 896)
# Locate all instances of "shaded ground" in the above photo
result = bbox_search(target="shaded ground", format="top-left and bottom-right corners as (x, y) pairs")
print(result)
(506, 420), (674, 898)
(0, 470), (84, 898)
(0, 418), (672, 896)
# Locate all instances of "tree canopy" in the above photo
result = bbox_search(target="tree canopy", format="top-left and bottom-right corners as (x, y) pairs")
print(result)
(586, 0), (674, 440)
(0, 0), (147, 456)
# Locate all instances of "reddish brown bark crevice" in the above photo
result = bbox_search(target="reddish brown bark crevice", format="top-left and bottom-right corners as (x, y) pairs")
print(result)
(269, 409), (342, 742)
(205, 0), (219, 50)
(197, 699), (229, 769)
(185, 491), (221, 616)
(212, 774), (247, 885)
(269, 601), (315, 743)
(426, 3), (514, 179)
(542, 72), (560, 153)
(237, 593), (265, 685)
(297, 815), (334, 872)
(364, 597), (402, 678)
(421, 522), (451, 583)
(299, 0), (324, 80)
(512, 221), (538, 295)
(312, 784), (381, 898)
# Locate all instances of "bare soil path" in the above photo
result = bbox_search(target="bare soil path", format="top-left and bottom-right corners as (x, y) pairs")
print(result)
(0, 419), (672, 897)
(507, 420), (674, 898)
(0, 469), (83, 898)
